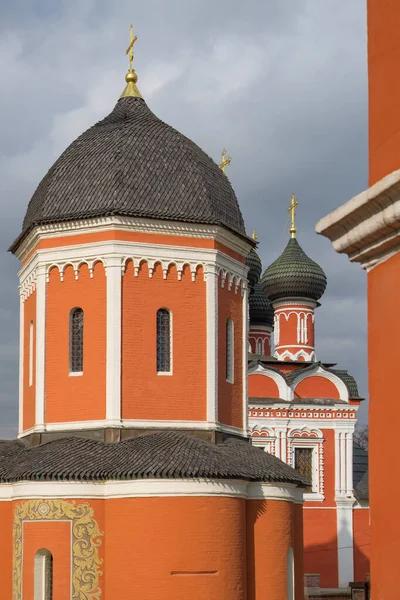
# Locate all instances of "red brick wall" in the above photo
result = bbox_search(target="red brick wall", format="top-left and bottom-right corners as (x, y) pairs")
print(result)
(121, 261), (207, 421)
(45, 262), (106, 423)
(0, 502), (12, 598)
(218, 278), (243, 428)
(303, 508), (338, 588)
(353, 508), (371, 581)
(248, 373), (280, 398)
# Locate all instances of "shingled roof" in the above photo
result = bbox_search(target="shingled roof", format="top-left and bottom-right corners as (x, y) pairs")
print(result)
(0, 431), (307, 486)
(249, 283), (274, 327)
(11, 97), (247, 251)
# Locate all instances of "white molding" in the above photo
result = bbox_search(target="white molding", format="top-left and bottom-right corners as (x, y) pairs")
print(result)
(19, 419), (246, 437)
(273, 298), (317, 309)
(106, 256), (122, 422)
(248, 363), (290, 400)
(35, 266), (46, 427)
(242, 285), (249, 431)
(274, 348), (315, 362)
(336, 500), (355, 586)
(0, 479), (303, 503)
(292, 365), (349, 403)
(248, 401), (357, 413)
(316, 167), (400, 271)
(18, 294), (24, 435)
(206, 264), (219, 423)
(15, 217), (253, 264)
(249, 418), (356, 432)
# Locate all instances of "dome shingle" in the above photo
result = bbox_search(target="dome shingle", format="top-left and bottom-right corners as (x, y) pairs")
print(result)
(249, 283), (274, 327)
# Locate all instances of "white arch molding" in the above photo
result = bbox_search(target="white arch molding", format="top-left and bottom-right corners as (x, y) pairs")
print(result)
(248, 363), (291, 400)
(292, 366), (349, 403)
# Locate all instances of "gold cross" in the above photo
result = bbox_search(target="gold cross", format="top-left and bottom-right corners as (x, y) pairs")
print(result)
(288, 193), (299, 238)
(219, 148), (232, 173)
(125, 24), (138, 71)
(251, 229), (258, 242)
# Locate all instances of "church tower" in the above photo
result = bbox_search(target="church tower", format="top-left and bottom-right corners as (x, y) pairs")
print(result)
(261, 195), (327, 361)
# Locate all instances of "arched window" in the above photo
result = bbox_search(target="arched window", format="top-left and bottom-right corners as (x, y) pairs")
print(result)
(69, 307), (84, 373)
(34, 548), (53, 600)
(226, 318), (234, 383)
(157, 309), (171, 373)
(287, 547), (294, 600)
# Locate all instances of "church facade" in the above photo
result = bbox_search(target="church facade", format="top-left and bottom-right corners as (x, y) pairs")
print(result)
(246, 213), (370, 593)
(0, 40), (307, 600)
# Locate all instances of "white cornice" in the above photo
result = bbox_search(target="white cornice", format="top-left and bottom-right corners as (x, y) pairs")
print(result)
(15, 217), (253, 264)
(0, 479), (303, 503)
(316, 168), (400, 271)
(273, 298), (317, 310)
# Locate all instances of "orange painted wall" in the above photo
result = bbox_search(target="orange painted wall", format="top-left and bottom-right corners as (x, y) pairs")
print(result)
(23, 291), (36, 431)
(293, 504), (305, 600)
(276, 309), (315, 351)
(45, 262), (106, 423)
(368, 252), (400, 598)
(0, 502), (12, 598)
(294, 376), (340, 400)
(367, 0), (400, 185)
(22, 521), (71, 600)
(218, 279), (243, 428)
(353, 509), (371, 581)
(248, 374), (280, 398)
(303, 508), (338, 588)
(247, 499), (296, 600)
(105, 496), (246, 600)
(122, 262), (207, 421)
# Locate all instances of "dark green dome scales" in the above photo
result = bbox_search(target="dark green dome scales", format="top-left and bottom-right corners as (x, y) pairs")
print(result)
(261, 237), (327, 303)
(246, 248), (262, 290)
(249, 283), (274, 327)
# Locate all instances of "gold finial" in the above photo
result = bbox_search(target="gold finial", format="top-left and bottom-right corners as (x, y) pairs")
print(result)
(251, 229), (258, 242)
(288, 193), (299, 238)
(219, 149), (232, 173)
(120, 24), (142, 99)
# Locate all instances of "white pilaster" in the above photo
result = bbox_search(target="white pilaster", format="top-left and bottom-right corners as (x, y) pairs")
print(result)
(206, 264), (218, 424)
(334, 430), (340, 497)
(106, 257), (122, 422)
(242, 283), (249, 433)
(340, 432), (346, 495)
(336, 499), (355, 587)
(35, 266), (46, 427)
(18, 292), (24, 434)
(346, 432), (353, 494)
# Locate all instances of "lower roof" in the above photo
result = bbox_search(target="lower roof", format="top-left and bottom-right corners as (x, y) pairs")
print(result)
(0, 431), (307, 486)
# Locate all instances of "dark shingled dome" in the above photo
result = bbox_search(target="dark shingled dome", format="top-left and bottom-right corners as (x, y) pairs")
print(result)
(16, 97), (246, 247)
(261, 238), (327, 302)
(246, 249), (262, 290)
(250, 283), (274, 327)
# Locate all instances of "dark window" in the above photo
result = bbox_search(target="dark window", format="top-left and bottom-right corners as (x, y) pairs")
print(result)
(157, 309), (171, 373)
(69, 308), (84, 373)
(226, 318), (234, 382)
(294, 447), (313, 492)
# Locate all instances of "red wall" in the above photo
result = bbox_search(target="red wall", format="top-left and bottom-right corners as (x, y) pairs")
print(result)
(23, 291), (36, 431)
(303, 508), (338, 588)
(45, 263), (107, 423)
(367, 0), (400, 185)
(353, 509), (371, 581)
(248, 374), (280, 398)
(121, 261), (207, 421)
(367, 251), (400, 597)
(294, 377), (340, 400)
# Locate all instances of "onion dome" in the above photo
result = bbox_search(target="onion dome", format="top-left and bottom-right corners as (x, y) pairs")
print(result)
(261, 237), (327, 302)
(246, 249), (262, 289)
(11, 45), (246, 251)
(249, 283), (274, 327)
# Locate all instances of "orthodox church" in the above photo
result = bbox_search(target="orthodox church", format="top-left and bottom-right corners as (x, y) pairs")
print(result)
(0, 34), (307, 600)
(246, 205), (370, 593)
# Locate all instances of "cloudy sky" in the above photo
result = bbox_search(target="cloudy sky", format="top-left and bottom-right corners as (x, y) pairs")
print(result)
(0, 0), (368, 437)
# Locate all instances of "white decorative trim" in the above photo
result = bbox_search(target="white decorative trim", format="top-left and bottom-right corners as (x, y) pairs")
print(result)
(18, 295), (24, 435)
(335, 430), (354, 499)
(19, 419), (245, 437)
(274, 348), (315, 362)
(0, 479), (303, 503)
(248, 362), (290, 400)
(336, 499), (355, 586)
(288, 427), (324, 498)
(316, 167), (400, 271)
(35, 266), (46, 427)
(273, 298), (317, 310)
(106, 256), (122, 422)
(242, 285), (249, 431)
(206, 264), (218, 424)
(15, 217), (252, 268)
